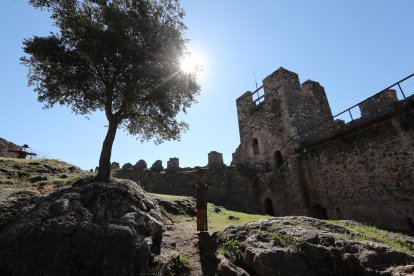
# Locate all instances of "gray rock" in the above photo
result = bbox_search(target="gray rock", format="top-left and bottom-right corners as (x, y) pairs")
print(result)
(0, 179), (163, 276)
(218, 217), (414, 276)
(156, 198), (196, 216)
(29, 175), (50, 183)
(217, 254), (249, 276)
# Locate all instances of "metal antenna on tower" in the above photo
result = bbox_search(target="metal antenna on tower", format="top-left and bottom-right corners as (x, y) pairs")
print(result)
(253, 71), (258, 90)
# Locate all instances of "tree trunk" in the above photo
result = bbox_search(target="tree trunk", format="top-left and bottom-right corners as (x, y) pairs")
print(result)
(95, 120), (118, 182)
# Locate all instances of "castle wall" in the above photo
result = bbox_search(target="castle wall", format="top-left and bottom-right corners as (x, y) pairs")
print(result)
(300, 98), (414, 232)
(233, 68), (334, 170)
(115, 166), (261, 213)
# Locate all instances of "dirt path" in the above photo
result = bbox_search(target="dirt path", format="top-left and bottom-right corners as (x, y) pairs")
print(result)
(161, 217), (219, 276)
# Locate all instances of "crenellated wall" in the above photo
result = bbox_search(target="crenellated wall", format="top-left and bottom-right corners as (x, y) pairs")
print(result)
(298, 98), (414, 231)
(114, 67), (414, 233)
(115, 164), (261, 213)
(233, 67), (334, 171)
(233, 67), (414, 232)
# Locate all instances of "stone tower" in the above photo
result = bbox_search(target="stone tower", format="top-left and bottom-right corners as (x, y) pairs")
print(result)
(233, 67), (334, 170)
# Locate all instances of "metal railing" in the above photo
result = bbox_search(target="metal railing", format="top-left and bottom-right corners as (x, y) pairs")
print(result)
(252, 85), (264, 104)
(278, 72), (414, 153)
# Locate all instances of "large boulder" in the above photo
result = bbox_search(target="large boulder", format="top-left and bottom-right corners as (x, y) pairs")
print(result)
(218, 217), (414, 276)
(0, 179), (163, 276)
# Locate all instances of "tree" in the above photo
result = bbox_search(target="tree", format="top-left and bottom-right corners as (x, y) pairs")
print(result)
(22, 0), (200, 182)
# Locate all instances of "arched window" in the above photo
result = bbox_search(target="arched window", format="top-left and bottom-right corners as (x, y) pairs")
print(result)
(252, 138), (259, 155)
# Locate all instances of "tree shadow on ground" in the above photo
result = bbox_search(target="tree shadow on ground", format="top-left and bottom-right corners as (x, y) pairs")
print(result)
(197, 232), (220, 276)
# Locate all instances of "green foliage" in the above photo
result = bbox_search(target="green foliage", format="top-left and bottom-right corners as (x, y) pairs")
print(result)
(145, 265), (157, 276)
(256, 228), (267, 239)
(22, 0), (200, 181)
(327, 220), (414, 255)
(270, 231), (303, 254)
(271, 231), (285, 242)
(219, 238), (243, 264)
(169, 253), (192, 275)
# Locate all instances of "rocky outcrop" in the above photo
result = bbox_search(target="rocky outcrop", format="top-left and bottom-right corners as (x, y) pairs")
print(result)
(0, 158), (83, 187)
(0, 179), (163, 276)
(0, 137), (21, 158)
(155, 197), (196, 216)
(218, 217), (414, 276)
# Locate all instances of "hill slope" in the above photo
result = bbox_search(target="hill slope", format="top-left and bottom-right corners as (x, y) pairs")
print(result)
(0, 157), (413, 275)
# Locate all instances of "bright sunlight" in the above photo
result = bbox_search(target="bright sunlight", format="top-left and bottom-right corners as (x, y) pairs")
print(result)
(180, 53), (204, 74)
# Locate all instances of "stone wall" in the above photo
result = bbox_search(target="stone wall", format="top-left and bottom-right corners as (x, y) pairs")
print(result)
(115, 165), (261, 213)
(234, 67), (414, 232)
(298, 98), (414, 232)
(233, 67), (334, 171)
(359, 89), (398, 119)
(113, 67), (414, 233)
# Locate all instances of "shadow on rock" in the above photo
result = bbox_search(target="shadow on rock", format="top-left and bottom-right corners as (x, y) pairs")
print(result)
(0, 179), (163, 276)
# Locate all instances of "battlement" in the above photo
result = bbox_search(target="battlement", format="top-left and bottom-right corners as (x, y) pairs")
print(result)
(233, 67), (333, 168)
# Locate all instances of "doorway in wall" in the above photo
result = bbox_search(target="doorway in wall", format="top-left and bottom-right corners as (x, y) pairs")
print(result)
(264, 198), (275, 216)
(310, 204), (328, 219)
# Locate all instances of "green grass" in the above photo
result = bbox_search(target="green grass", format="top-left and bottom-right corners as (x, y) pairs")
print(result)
(147, 192), (270, 232)
(207, 203), (270, 232)
(0, 157), (48, 164)
(147, 192), (192, 201)
(327, 220), (414, 255)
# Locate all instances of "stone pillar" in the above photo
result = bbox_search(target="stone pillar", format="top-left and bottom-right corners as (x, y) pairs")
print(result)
(208, 151), (225, 168)
(167, 157), (179, 172)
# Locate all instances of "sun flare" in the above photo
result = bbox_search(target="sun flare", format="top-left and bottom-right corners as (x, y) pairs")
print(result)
(180, 53), (204, 74)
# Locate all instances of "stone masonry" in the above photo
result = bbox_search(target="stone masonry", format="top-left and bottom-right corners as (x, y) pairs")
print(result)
(166, 157), (179, 172)
(207, 151), (225, 168)
(115, 67), (414, 233)
(233, 68), (334, 171)
(233, 67), (414, 232)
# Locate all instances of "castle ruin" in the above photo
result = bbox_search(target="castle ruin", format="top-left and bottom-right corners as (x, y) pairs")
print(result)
(116, 67), (414, 233)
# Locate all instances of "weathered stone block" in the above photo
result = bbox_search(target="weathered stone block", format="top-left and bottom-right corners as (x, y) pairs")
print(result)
(208, 151), (224, 169)
(167, 157), (179, 172)
(359, 89), (398, 118)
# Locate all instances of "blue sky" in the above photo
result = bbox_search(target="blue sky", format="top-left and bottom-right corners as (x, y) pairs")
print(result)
(1, 0), (413, 170)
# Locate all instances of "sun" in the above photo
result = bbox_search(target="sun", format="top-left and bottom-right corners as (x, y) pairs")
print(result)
(180, 53), (204, 74)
